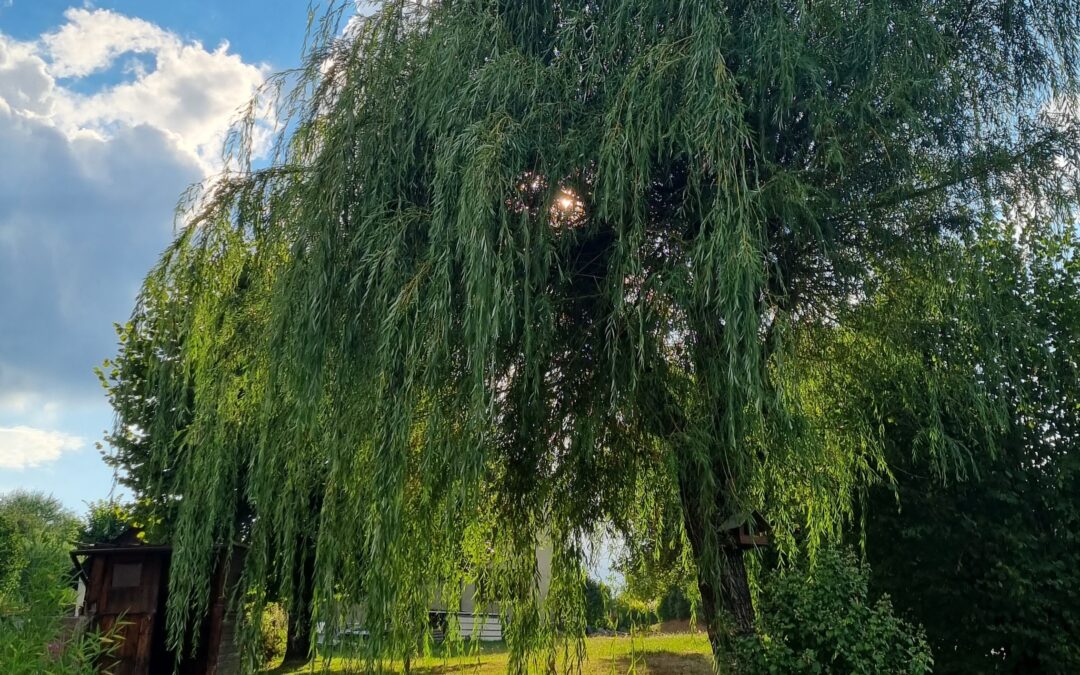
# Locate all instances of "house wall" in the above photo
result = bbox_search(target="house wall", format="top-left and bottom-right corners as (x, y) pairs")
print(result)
(455, 612), (503, 641)
(536, 542), (553, 599)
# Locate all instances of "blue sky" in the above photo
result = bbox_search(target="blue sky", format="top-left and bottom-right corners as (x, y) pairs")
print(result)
(0, 1), (321, 516)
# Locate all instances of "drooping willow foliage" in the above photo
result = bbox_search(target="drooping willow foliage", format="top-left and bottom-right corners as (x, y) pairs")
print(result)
(108, 0), (1080, 671)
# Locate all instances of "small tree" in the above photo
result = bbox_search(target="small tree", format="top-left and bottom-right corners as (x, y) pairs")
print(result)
(0, 491), (113, 674)
(582, 577), (612, 629)
(0, 513), (25, 608)
(0, 491), (79, 606)
(100, 311), (321, 665)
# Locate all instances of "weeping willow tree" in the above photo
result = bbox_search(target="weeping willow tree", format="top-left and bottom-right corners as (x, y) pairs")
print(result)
(111, 0), (1080, 671)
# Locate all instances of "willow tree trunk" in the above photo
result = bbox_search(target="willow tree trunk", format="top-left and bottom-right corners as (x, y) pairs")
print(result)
(283, 606), (313, 664)
(696, 544), (755, 672)
(640, 366), (758, 669)
(686, 531), (756, 669)
(679, 480), (756, 672)
(283, 542), (316, 664)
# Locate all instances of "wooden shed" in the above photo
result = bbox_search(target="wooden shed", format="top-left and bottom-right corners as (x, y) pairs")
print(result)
(71, 529), (243, 675)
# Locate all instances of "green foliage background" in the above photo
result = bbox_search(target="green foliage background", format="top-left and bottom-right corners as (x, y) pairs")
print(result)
(854, 230), (1080, 673)
(0, 492), (113, 675)
(254, 602), (289, 668)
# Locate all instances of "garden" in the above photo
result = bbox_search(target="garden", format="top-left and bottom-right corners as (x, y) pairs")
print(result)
(4, 0), (1080, 673)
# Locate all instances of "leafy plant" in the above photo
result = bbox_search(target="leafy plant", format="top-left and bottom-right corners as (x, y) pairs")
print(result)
(77, 500), (132, 544)
(0, 492), (119, 674)
(254, 602), (288, 668)
(743, 549), (933, 675)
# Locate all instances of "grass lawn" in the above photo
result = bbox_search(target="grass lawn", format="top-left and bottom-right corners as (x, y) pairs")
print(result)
(268, 631), (713, 674)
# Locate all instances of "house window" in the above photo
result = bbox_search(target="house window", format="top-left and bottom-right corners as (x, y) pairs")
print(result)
(112, 563), (143, 588)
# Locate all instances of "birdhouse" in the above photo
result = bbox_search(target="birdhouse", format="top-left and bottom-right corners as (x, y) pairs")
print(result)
(721, 511), (772, 549)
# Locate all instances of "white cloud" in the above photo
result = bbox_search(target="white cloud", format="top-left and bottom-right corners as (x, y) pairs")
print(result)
(0, 34), (54, 116)
(0, 390), (63, 427)
(42, 8), (174, 78)
(0, 7), (272, 506)
(0, 94), (203, 401)
(54, 42), (267, 169)
(0, 10), (269, 408)
(38, 9), (271, 169)
(0, 426), (84, 470)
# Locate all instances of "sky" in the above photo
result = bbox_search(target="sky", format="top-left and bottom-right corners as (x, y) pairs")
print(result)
(0, 1), (321, 515)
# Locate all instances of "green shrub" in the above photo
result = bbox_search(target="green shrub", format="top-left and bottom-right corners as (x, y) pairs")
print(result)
(0, 513), (25, 606)
(610, 594), (654, 632)
(742, 548), (933, 674)
(77, 501), (132, 544)
(657, 583), (693, 622)
(583, 578), (611, 629)
(0, 493), (118, 674)
(256, 602), (289, 667)
(581, 578), (657, 632)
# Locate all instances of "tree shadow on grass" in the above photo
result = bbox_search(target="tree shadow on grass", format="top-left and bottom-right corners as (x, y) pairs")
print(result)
(609, 651), (714, 674)
(402, 652), (712, 674)
(266, 649), (713, 674)
(268, 657), (505, 675)
(407, 667), (496, 674)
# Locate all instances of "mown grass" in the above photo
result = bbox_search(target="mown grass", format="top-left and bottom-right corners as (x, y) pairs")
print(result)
(268, 632), (712, 674)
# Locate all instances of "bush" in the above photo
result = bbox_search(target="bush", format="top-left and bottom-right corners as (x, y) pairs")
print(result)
(742, 548), (933, 675)
(657, 583), (693, 622)
(610, 594), (654, 632)
(0, 513), (25, 605)
(0, 492), (117, 674)
(583, 578), (611, 629)
(582, 578), (657, 632)
(864, 435), (1080, 673)
(256, 602), (288, 667)
(78, 501), (131, 544)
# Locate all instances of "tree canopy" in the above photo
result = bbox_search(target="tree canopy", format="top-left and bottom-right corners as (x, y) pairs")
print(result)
(112, 0), (1080, 671)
